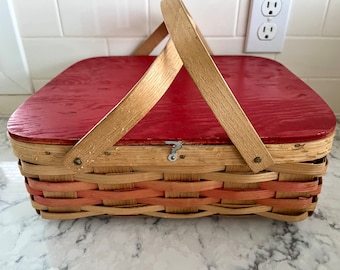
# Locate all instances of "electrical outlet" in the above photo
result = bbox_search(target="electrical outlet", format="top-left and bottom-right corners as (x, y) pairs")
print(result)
(245, 0), (292, 53)
(262, 0), (282, 16)
(258, 23), (277, 40)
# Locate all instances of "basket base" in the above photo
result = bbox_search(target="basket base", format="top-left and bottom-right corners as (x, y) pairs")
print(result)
(22, 157), (325, 222)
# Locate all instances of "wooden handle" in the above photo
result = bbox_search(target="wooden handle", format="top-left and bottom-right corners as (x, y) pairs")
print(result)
(160, 0), (274, 172)
(63, 39), (183, 172)
(133, 21), (213, 56)
(133, 22), (168, 56)
(64, 0), (274, 173)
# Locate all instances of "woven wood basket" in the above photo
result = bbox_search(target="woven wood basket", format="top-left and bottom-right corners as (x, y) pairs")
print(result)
(8, 0), (336, 222)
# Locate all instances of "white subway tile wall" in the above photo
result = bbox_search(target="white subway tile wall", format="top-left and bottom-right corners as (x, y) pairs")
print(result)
(236, 0), (250, 37)
(323, 0), (340, 36)
(1, 0), (339, 116)
(13, 0), (62, 37)
(276, 38), (340, 78)
(149, 0), (239, 36)
(286, 0), (328, 36)
(305, 79), (340, 113)
(58, 0), (148, 37)
(108, 37), (145, 56)
(23, 38), (108, 78)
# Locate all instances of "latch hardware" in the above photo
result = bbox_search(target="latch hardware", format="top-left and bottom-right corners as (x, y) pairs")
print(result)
(165, 141), (182, 162)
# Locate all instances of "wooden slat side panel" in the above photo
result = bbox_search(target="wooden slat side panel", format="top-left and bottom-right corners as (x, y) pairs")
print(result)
(9, 134), (334, 167)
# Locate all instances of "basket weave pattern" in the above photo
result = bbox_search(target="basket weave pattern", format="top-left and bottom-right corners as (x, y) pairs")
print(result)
(19, 155), (327, 222)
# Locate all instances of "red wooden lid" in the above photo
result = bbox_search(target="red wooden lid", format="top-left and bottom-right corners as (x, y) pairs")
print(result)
(8, 56), (336, 145)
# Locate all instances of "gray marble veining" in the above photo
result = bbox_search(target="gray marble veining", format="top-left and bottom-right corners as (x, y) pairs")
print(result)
(1, 117), (340, 270)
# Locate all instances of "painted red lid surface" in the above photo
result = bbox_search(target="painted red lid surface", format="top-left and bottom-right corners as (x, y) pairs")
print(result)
(8, 56), (336, 145)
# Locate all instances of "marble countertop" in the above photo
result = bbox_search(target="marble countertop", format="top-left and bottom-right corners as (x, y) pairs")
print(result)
(1, 117), (340, 270)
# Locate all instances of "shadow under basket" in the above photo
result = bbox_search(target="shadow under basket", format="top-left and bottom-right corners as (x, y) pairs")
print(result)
(7, 0), (336, 222)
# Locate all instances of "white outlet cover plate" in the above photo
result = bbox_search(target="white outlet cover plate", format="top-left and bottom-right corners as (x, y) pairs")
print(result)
(245, 0), (292, 53)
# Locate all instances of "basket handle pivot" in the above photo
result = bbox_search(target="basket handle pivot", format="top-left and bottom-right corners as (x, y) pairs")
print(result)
(160, 0), (274, 172)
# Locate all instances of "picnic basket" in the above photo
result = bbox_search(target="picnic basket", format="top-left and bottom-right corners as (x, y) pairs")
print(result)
(8, 0), (336, 222)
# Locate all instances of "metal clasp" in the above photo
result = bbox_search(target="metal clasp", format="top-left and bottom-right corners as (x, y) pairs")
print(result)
(165, 141), (182, 162)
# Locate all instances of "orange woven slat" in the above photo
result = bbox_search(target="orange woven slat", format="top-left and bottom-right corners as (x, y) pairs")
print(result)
(310, 184), (322, 195)
(259, 180), (319, 193)
(25, 181), (43, 196)
(77, 189), (164, 201)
